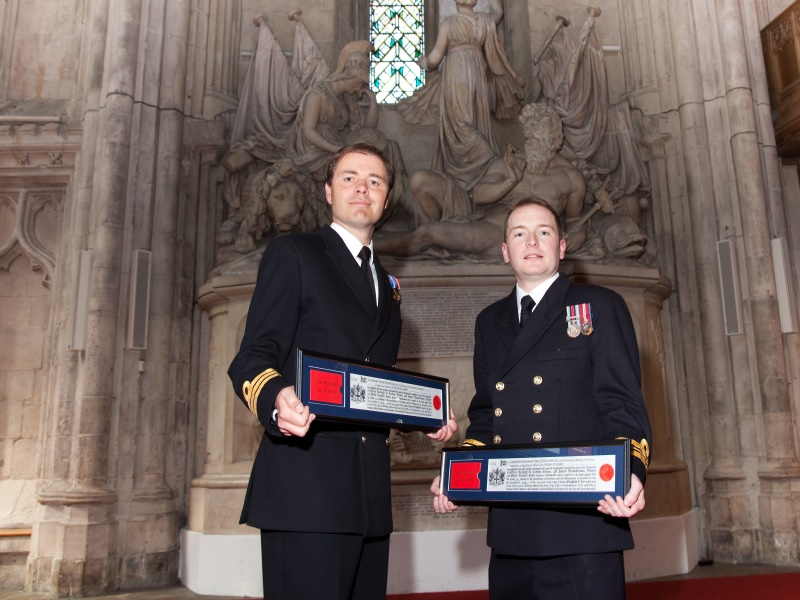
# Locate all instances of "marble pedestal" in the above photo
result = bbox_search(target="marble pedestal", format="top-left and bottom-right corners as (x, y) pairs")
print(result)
(182, 260), (696, 595)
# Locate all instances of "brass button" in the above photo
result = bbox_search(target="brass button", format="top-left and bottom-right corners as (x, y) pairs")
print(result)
(494, 407), (503, 417)
(532, 432), (542, 442)
(493, 435), (502, 445)
(496, 382), (505, 391)
(533, 404), (543, 414)
(385, 437), (390, 446)
(533, 376), (543, 385)
(362, 435), (367, 443)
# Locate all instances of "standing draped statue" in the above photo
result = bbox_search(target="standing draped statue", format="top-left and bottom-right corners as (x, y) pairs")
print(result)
(398, 0), (525, 222)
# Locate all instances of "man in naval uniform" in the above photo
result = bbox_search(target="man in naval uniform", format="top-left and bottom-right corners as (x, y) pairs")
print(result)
(229, 143), (456, 600)
(432, 197), (651, 600)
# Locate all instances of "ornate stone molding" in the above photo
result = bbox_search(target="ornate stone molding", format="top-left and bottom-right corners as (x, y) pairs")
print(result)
(0, 190), (61, 287)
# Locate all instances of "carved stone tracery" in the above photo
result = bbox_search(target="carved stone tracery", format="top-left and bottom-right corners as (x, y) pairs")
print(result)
(0, 189), (62, 287)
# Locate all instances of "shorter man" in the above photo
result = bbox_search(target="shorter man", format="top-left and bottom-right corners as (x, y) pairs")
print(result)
(433, 198), (651, 600)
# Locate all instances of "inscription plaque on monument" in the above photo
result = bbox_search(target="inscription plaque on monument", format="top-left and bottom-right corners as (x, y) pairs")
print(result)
(398, 287), (510, 358)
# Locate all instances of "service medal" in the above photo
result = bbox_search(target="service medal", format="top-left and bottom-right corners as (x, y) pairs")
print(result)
(566, 305), (581, 338)
(388, 274), (402, 303)
(579, 303), (594, 336)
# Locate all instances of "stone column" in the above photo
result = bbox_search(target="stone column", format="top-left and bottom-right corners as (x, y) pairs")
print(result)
(739, 0), (800, 565)
(32, 0), (142, 594)
(668, 0), (743, 480)
(715, 0), (800, 478)
(121, 0), (193, 587)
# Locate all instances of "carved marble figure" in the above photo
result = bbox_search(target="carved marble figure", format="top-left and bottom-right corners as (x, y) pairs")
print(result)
(398, 0), (525, 221)
(293, 41), (409, 216)
(228, 13), (324, 166)
(219, 13), (410, 258)
(537, 6), (650, 197)
(374, 104), (584, 259)
(234, 159), (320, 254)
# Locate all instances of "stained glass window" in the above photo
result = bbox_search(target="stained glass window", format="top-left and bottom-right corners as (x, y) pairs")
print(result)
(370, 0), (425, 104)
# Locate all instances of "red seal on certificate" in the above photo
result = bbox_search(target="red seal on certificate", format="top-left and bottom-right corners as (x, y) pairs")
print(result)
(599, 463), (615, 482)
(432, 395), (442, 411)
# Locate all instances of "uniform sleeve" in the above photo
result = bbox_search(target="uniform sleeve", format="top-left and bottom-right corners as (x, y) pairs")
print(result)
(228, 239), (302, 432)
(591, 291), (652, 484)
(463, 317), (492, 447)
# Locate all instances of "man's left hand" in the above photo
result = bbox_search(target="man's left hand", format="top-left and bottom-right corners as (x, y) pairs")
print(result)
(427, 408), (458, 443)
(597, 473), (645, 518)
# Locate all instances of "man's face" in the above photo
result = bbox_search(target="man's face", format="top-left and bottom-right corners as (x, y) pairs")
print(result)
(502, 204), (566, 289)
(325, 151), (389, 238)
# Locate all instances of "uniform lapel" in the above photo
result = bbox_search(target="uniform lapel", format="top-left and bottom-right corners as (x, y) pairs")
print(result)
(374, 256), (393, 325)
(320, 226), (377, 317)
(498, 274), (571, 377)
(494, 289), (519, 353)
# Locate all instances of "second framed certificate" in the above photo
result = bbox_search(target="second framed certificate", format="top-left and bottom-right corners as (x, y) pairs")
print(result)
(296, 349), (449, 432)
(440, 440), (631, 506)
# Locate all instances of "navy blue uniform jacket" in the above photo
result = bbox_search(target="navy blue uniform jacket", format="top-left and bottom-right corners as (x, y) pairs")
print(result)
(463, 273), (652, 557)
(228, 225), (402, 537)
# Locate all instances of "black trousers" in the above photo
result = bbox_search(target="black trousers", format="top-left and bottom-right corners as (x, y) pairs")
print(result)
(260, 530), (390, 600)
(489, 550), (626, 600)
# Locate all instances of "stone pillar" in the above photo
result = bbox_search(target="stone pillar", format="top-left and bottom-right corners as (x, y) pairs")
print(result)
(667, 0), (743, 480)
(31, 0), (141, 594)
(121, 0), (193, 587)
(716, 0), (800, 478)
(741, 1), (800, 565)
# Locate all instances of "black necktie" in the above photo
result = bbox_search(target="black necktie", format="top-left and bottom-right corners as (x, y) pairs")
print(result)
(520, 295), (535, 327)
(358, 246), (376, 304)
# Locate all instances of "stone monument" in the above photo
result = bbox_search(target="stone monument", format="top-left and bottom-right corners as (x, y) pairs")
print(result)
(189, 4), (689, 594)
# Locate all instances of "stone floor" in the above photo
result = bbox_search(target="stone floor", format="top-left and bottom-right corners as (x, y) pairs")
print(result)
(2, 563), (800, 599)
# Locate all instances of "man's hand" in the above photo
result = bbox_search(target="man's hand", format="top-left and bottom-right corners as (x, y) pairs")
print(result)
(431, 476), (458, 513)
(427, 408), (458, 442)
(598, 473), (645, 518)
(274, 386), (316, 437)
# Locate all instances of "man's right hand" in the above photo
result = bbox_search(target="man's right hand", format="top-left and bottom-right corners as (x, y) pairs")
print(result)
(274, 386), (315, 437)
(431, 476), (458, 514)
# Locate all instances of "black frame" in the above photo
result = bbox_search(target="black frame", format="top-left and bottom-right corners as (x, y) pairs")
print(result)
(440, 439), (631, 506)
(296, 349), (449, 432)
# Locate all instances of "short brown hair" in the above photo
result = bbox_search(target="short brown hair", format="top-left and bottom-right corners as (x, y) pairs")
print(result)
(504, 198), (563, 241)
(325, 143), (395, 193)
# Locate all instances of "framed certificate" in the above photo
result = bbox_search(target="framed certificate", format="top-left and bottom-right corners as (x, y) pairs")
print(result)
(296, 349), (449, 432)
(440, 440), (631, 506)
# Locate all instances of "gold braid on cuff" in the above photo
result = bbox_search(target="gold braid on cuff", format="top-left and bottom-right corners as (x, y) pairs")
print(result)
(631, 438), (650, 471)
(242, 368), (280, 417)
(462, 438), (486, 447)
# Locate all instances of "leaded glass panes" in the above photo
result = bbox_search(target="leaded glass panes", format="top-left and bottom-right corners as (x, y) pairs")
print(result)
(370, 0), (425, 104)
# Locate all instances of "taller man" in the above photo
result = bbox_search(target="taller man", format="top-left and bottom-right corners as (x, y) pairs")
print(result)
(229, 143), (455, 600)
